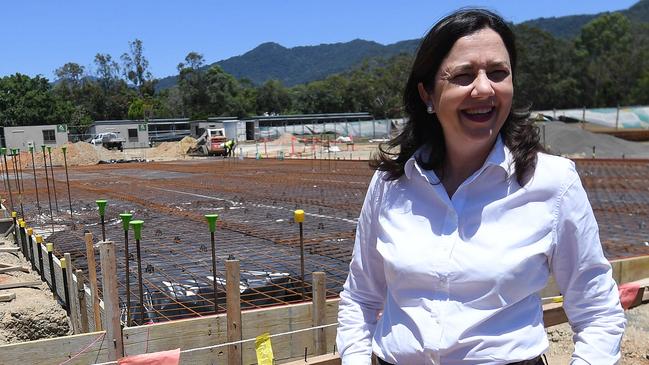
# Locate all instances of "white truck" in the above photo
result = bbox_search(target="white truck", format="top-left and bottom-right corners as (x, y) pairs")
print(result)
(90, 132), (126, 151)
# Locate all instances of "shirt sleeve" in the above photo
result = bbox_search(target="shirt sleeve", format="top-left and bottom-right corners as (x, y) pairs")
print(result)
(550, 164), (626, 365)
(336, 171), (387, 365)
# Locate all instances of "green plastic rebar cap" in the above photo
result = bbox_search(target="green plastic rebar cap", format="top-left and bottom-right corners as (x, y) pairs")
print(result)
(96, 200), (107, 216)
(205, 214), (219, 233)
(41, 145), (46, 152)
(129, 220), (144, 240)
(29, 146), (34, 153)
(61, 146), (67, 154)
(119, 213), (133, 231)
(47, 146), (52, 153)
(0, 148), (6, 156)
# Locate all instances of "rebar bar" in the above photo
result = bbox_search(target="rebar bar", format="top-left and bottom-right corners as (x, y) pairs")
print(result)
(29, 147), (41, 213)
(41, 146), (54, 233)
(47, 147), (60, 212)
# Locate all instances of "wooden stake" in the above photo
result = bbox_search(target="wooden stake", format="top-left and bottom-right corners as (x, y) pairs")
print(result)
(226, 259), (242, 365)
(99, 240), (124, 360)
(64, 253), (81, 334)
(0, 281), (41, 290)
(75, 269), (90, 333)
(312, 272), (326, 356)
(84, 232), (102, 331)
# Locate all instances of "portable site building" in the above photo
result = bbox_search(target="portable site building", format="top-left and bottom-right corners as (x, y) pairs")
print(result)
(2, 124), (69, 150)
(88, 120), (149, 149)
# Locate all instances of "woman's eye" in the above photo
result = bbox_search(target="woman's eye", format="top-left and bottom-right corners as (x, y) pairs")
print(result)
(450, 73), (474, 86)
(488, 70), (509, 82)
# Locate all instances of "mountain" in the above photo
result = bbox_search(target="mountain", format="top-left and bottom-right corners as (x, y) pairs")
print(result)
(155, 38), (419, 90)
(156, 0), (648, 90)
(520, 0), (649, 38)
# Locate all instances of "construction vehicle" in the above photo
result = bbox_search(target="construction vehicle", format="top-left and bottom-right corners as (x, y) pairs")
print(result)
(187, 128), (228, 156)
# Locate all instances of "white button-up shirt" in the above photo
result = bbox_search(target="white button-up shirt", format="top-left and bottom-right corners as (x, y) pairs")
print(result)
(337, 137), (625, 364)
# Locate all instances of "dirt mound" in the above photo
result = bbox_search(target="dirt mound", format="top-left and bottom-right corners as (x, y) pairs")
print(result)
(178, 136), (197, 154)
(18, 142), (103, 168)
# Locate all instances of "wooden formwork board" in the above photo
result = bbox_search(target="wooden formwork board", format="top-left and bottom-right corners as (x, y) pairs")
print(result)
(1, 249), (647, 365)
(0, 299), (339, 364)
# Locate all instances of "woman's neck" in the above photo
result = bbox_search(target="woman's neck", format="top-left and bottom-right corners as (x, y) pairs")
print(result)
(438, 139), (495, 198)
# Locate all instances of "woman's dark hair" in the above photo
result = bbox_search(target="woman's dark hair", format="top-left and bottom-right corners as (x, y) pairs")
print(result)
(370, 8), (542, 186)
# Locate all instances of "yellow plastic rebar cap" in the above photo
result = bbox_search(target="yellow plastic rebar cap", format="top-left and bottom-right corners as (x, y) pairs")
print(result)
(46, 243), (53, 252)
(294, 209), (305, 223)
(19, 220), (26, 228)
(11, 211), (16, 218)
(35, 235), (43, 243)
(60, 258), (66, 269)
(26, 228), (33, 235)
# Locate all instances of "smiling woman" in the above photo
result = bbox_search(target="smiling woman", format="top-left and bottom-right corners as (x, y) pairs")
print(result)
(337, 8), (626, 365)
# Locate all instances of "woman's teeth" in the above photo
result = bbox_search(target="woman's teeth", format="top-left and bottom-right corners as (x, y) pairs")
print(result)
(464, 107), (493, 115)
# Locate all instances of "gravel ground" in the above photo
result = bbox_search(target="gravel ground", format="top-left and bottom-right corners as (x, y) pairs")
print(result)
(546, 303), (649, 364)
(0, 235), (70, 345)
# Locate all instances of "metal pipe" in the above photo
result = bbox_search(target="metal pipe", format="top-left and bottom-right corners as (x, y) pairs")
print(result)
(19, 221), (27, 258)
(35, 235), (45, 281)
(47, 147), (59, 212)
(96, 200), (107, 241)
(29, 147), (41, 213)
(61, 146), (74, 222)
(1, 149), (14, 211)
(17, 149), (25, 193)
(27, 228), (36, 271)
(47, 243), (58, 299)
(11, 150), (24, 217)
(119, 213), (133, 325)
(205, 214), (219, 314)
(61, 258), (71, 315)
(41, 146), (54, 233)
(294, 209), (306, 300)
(129, 220), (145, 324)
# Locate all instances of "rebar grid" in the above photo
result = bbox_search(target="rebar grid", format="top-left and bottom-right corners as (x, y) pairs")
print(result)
(12, 157), (649, 323)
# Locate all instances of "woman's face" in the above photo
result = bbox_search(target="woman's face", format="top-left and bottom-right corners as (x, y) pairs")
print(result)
(424, 27), (513, 151)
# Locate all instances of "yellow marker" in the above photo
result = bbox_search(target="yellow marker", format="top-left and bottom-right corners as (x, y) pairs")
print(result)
(294, 209), (305, 223)
(46, 243), (53, 253)
(60, 258), (66, 269)
(19, 220), (26, 228)
(11, 211), (16, 218)
(35, 235), (43, 243)
(255, 332), (274, 365)
(26, 228), (33, 235)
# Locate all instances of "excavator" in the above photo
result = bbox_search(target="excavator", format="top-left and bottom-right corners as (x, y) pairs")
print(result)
(186, 128), (228, 156)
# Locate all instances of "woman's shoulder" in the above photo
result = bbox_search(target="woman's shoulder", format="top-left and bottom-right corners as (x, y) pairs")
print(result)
(530, 152), (579, 188)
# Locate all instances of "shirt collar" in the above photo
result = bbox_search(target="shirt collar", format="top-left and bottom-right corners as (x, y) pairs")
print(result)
(404, 135), (515, 180)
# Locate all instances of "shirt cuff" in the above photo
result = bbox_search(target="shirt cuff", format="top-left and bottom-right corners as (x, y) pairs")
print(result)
(341, 353), (373, 365)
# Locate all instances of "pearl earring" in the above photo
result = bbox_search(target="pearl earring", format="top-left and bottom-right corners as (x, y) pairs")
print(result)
(426, 104), (434, 114)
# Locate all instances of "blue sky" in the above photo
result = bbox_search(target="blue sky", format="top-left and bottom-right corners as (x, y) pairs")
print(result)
(0, 1), (639, 80)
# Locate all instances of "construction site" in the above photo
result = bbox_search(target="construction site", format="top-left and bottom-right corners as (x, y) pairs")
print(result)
(0, 122), (648, 364)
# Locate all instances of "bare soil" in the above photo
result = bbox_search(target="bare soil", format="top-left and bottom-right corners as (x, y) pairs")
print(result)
(546, 303), (649, 364)
(0, 235), (70, 345)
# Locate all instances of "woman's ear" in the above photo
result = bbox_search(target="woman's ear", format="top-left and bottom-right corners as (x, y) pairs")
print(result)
(417, 82), (434, 114)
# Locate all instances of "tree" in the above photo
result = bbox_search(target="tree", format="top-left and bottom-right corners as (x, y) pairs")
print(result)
(256, 80), (291, 115)
(121, 39), (155, 96)
(514, 25), (580, 109)
(94, 53), (120, 91)
(0, 73), (68, 126)
(177, 52), (210, 118)
(575, 13), (633, 107)
(205, 65), (241, 116)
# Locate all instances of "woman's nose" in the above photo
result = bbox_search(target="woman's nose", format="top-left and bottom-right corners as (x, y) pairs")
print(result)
(471, 71), (495, 98)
